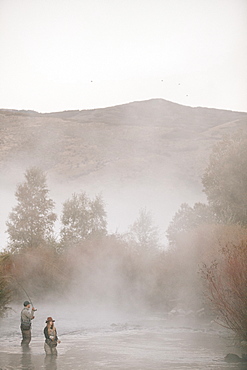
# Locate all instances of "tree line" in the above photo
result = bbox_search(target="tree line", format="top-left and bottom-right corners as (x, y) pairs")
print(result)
(5, 168), (107, 251)
(0, 130), (247, 345)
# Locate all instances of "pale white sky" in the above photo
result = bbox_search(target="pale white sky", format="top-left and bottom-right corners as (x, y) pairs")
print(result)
(0, 0), (246, 113)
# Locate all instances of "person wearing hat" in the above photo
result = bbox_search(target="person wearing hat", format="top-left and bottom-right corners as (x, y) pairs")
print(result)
(44, 317), (61, 355)
(20, 301), (36, 346)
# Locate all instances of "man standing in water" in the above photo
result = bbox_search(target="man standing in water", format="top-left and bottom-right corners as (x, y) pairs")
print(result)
(20, 301), (36, 346)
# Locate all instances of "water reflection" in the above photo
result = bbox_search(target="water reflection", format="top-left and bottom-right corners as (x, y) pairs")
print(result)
(44, 355), (57, 370)
(20, 346), (34, 369)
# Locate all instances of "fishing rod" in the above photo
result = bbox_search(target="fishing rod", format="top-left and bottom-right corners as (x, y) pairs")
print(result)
(10, 275), (37, 311)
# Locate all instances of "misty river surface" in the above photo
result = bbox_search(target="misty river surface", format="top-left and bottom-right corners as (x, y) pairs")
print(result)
(0, 305), (246, 370)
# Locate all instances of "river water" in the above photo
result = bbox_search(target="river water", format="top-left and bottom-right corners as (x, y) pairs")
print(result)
(0, 305), (246, 370)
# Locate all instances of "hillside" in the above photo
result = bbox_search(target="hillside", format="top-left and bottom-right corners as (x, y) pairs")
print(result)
(1, 99), (246, 185)
(1, 99), (246, 238)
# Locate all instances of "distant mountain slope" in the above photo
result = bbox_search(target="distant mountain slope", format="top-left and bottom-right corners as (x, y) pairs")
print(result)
(0, 99), (246, 188)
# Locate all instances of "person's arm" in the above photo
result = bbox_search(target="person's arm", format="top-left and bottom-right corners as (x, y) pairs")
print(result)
(23, 309), (34, 321)
(31, 306), (36, 319)
(44, 327), (49, 340)
(55, 328), (61, 343)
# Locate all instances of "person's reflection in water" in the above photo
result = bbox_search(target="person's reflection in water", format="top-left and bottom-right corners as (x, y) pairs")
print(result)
(44, 354), (57, 370)
(20, 345), (34, 369)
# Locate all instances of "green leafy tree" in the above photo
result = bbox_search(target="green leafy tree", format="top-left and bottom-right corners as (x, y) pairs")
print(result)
(167, 131), (247, 247)
(6, 167), (57, 251)
(126, 208), (159, 251)
(202, 131), (247, 225)
(166, 202), (216, 247)
(60, 192), (107, 246)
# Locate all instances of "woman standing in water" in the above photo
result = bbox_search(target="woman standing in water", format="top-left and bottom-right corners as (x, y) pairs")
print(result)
(44, 317), (61, 355)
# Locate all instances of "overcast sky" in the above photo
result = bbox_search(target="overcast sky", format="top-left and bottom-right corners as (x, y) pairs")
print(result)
(0, 0), (246, 113)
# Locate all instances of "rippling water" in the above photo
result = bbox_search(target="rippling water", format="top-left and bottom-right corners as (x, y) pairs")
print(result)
(0, 304), (245, 369)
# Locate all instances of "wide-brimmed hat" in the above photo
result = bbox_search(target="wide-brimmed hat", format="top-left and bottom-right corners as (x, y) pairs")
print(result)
(46, 317), (55, 323)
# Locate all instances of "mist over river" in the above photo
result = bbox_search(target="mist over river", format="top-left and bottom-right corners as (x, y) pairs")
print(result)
(0, 304), (245, 370)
